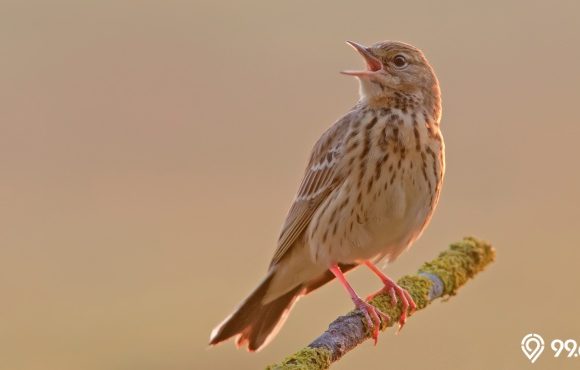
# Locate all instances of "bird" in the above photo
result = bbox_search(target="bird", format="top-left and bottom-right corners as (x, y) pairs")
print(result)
(209, 40), (444, 352)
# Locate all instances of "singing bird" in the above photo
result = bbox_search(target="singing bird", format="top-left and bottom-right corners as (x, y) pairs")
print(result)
(209, 40), (444, 351)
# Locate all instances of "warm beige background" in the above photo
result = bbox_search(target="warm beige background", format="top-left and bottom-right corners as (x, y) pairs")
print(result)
(1, 1), (580, 369)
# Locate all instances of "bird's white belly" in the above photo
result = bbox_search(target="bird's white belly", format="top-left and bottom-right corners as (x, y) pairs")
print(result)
(361, 170), (432, 262)
(308, 153), (434, 266)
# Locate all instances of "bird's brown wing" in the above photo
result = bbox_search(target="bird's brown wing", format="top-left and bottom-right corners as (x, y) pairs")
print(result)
(269, 112), (355, 267)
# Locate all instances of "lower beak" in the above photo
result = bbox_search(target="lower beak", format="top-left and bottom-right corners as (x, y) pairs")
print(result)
(341, 41), (383, 77)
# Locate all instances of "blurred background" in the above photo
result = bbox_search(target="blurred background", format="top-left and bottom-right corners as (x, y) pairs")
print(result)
(1, 1), (580, 369)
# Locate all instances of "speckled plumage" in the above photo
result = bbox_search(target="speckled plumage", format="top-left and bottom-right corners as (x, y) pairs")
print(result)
(210, 40), (444, 351)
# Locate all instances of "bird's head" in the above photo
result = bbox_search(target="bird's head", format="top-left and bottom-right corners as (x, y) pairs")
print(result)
(342, 40), (440, 111)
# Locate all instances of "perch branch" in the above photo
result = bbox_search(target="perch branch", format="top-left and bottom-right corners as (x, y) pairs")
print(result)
(267, 236), (495, 370)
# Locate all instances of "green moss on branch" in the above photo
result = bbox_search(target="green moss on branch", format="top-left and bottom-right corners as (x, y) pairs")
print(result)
(267, 347), (332, 370)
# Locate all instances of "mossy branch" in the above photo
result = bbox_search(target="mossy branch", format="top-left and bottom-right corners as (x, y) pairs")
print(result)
(267, 236), (495, 370)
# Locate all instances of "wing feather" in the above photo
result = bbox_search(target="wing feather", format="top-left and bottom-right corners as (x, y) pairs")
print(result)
(270, 111), (357, 266)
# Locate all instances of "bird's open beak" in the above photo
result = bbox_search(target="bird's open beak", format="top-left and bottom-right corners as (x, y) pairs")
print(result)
(341, 41), (383, 77)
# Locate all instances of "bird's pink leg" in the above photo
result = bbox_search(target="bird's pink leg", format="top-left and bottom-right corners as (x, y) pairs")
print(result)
(329, 264), (389, 344)
(364, 261), (417, 331)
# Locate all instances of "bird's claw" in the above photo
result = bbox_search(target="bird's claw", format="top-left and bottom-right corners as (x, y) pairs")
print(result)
(366, 280), (416, 332)
(353, 297), (390, 344)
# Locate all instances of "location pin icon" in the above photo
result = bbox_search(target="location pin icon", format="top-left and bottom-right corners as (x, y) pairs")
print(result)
(521, 333), (545, 363)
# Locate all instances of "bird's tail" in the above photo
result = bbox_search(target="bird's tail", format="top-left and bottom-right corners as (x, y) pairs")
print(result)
(208, 270), (304, 352)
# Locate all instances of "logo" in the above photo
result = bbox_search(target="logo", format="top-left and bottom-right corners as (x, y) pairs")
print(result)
(521, 333), (545, 363)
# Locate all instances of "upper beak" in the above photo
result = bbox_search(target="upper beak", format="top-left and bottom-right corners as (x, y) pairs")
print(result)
(341, 41), (383, 77)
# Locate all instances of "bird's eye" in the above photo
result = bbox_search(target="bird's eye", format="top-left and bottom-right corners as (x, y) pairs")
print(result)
(393, 55), (408, 68)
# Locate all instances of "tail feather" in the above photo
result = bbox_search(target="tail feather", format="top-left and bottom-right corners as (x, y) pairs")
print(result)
(209, 263), (357, 351)
(209, 271), (303, 352)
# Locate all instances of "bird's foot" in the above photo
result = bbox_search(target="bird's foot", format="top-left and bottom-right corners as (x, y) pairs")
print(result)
(366, 277), (416, 331)
(329, 263), (389, 344)
(352, 296), (390, 344)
